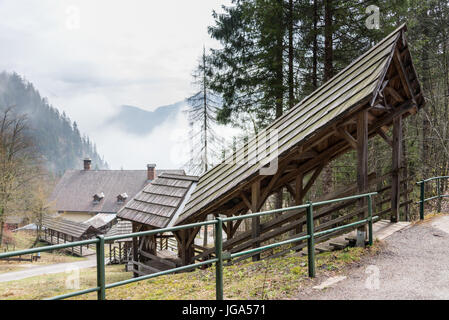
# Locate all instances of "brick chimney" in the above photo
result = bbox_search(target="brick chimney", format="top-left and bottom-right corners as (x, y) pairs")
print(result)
(84, 158), (92, 171)
(147, 164), (156, 180)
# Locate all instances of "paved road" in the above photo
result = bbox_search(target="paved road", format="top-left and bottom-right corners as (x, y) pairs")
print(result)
(300, 215), (449, 299)
(0, 255), (97, 283)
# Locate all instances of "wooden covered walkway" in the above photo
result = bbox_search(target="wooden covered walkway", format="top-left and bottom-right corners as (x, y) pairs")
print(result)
(40, 217), (99, 257)
(118, 24), (426, 275)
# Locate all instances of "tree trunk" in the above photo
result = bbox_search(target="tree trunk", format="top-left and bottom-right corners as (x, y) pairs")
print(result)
(322, 0), (334, 197)
(312, 0), (318, 90)
(324, 0), (334, 81)
(421, 8), (430, 179)
(288, 0), (295, 109)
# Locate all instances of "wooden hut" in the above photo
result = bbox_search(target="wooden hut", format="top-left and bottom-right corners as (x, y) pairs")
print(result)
(117, 173), (198, 276)
(41, 216), (100, 256)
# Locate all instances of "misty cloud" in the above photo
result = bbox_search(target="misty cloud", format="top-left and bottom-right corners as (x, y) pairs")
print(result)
(0, 0), (232, 169)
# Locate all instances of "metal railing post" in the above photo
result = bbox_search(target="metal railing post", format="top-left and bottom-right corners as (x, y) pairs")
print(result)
(96, 235), (106, 300)
(215, 217), (223, 300)
(368, 195), (373, 246)
(420, 180), (425, 220)
(306, 201), (315, 278)
(437, 178), (442, 213)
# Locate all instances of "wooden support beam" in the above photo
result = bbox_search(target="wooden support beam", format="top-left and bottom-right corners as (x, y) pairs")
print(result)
(285, 183), (296, 199)
(372, 103), (391, 111)
(132, 223), (140, 277)
(139, 250), (177, 268)
(384, 86), (405, 104)
(241, 192), (251, 210)
(303, 164), (324, 195)
(251, 180), (261, 261)
(356, 110), (368, 247)
(294, 173), (304, 238)
(297, 150), (318, 159)
(337, 128), (358, 149)
(394, 48), (417, 105)
(186, 227), (201, 248)
(295, 173), (304, 205)
(179, 229), (195, 265)
(226, 221), (233, 239)
(391, 116), (402, 223)
(258, 161), (289, 208)
(376, 127), (393, 147)
(231, 219), (243, 237)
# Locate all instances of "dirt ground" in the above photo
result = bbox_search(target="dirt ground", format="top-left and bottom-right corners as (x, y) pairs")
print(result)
(298, 215), (449, 300)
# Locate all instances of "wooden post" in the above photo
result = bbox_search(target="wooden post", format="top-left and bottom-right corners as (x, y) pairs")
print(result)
(226, 221), (233, 240)
(132, 223), (139, 277)
(180, 229), (195, 265)
(356, 110), (368, 247)
(251, 180), (261, 261)
(391, 116), (402, 222)
(294, 173), (305, 251)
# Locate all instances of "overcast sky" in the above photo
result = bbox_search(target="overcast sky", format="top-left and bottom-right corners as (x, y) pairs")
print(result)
(0, 0), (236, 170)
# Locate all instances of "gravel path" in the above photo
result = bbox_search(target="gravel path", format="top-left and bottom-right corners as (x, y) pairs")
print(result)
(0, 255), (97, 283)
(299, 215), (449, 300)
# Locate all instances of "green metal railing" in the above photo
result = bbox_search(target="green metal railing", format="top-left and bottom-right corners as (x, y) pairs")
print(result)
(0, 192), (377, 300)
(417, 176), (449, 219)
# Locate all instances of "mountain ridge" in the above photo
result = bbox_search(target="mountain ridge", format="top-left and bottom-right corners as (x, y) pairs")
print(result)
(0, 71), (108, 174)
(106, 100), (186, 135)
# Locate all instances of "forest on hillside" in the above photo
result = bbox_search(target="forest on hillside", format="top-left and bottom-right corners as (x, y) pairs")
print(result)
(0, 72), (108, 175)
(186, 0), (449, 218)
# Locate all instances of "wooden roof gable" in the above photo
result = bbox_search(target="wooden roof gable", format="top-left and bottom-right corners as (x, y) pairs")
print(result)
(176, 24), (424, 225)
(117, 173), (198, 228)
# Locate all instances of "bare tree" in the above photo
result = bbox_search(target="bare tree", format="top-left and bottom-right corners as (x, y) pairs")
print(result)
(0, 106), (39, 244)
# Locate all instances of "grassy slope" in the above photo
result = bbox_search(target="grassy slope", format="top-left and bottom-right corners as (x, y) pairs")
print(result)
(0, 265), (131, 300)
(0, 244), (380, 300)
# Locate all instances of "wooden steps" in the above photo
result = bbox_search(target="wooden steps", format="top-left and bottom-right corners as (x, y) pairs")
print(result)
(302, 219), (411, 256)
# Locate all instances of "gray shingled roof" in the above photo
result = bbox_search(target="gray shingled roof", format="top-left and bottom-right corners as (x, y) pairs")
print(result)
(50, 169), (184, 214)
(117, 173), (198, 228)
(84, 213), (116, 229)
(105, 219), (133, 242)
(42, 216), (99, 238)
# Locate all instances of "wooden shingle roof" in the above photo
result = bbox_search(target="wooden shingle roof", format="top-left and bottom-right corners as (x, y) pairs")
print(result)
(176, 24), (424, 225)
(42, 216), (99, 238)
(105, 219), (133, 242)
(49, 169), (184, 214)
(105, 219), (133, 237)
(84, 213), (116, 229)
(117, 173), (198, 228)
